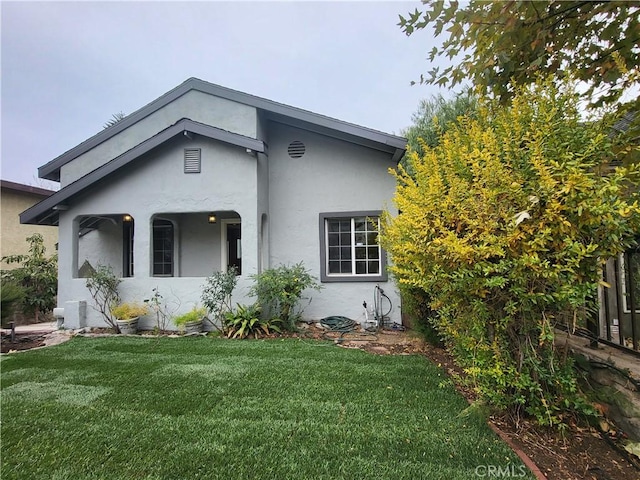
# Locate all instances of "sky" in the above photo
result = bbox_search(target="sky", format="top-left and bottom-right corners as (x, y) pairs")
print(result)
(1, 1), (450, 190)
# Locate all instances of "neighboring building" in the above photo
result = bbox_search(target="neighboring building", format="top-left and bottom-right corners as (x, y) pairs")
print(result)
(21, 78), (407, 330)
(1, 180), (58, 269)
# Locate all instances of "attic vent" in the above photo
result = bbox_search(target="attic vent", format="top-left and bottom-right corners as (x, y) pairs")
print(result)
(287, 141), (306, 158)
(184, 148), (201, 173)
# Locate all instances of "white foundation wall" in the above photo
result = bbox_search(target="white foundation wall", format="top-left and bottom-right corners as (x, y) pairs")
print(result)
(267, 123), (401, 325)
(57, 135), (259, 329)
(60, 90), (258, 187)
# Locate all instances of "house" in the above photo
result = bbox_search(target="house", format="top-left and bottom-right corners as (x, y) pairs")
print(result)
(595, 111), (639, 353)
(20, 78), (407, 330)
(1, 180), (58, 269)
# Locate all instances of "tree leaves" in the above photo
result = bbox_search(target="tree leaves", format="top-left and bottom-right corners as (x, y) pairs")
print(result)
(400, 0), (640, 109)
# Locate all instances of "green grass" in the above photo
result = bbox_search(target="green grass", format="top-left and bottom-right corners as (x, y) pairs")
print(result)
(1, 337), (532, 479)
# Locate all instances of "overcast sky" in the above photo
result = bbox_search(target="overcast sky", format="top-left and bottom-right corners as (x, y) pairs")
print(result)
(1, 1), (450, 189)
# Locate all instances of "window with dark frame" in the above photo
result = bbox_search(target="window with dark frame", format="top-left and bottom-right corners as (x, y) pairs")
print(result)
(153, 219), (173, 276)
(319, 212), (386, 283)
(122, 218), (134, 277)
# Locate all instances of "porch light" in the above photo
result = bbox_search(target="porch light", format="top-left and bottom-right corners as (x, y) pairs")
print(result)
(123, 214), (133, 222)
(208, 213), (217, 224)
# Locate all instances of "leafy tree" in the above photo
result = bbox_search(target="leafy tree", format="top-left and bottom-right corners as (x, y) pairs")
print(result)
(1, 234), (58, 322)
(402, 90), (477, 176)
(380, 77), (640, 425)
(399, 1), (640, 109)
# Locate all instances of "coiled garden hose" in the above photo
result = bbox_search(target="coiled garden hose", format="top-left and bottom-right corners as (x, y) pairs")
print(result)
(320, 316), (377, 342)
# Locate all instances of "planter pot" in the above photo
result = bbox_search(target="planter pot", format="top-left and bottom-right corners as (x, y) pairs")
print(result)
(183, 320), (203, 334)
(116, 317), (139, 335)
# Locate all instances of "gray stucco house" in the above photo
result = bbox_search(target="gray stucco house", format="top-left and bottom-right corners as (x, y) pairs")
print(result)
(21, 78), (407, 329)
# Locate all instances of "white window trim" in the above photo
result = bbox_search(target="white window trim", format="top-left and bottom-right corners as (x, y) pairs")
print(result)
(619, 252), (640, 314)
(319, 211), (387, 283)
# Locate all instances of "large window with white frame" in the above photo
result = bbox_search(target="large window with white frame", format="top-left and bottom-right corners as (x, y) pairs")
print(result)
(319, 211), (387, 282)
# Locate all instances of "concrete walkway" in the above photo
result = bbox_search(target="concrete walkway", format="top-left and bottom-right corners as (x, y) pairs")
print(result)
(1, 321), (57, 335)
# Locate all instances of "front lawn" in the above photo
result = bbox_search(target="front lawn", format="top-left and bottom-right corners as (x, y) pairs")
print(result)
(1, 337), (531, 479)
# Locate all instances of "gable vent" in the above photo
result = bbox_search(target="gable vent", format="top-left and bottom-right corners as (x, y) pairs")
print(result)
(287, 141), (306, 158)
(184, 148), (201, 173)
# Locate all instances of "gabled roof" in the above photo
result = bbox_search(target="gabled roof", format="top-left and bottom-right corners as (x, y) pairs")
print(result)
(39, 77), (407, 181)
(21, 119), (265, 226)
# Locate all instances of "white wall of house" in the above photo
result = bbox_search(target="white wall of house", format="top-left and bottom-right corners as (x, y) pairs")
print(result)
(267, 122), (401, 325)
(57, 135), (259, 329)
(59, 90), (258, 187)
(77, 221), (123, 277)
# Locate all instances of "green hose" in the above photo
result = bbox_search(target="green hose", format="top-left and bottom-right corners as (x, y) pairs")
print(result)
(319, 316), (377, 342)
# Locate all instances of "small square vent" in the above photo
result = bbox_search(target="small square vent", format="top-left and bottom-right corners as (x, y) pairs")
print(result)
(184, 148), (201, 173)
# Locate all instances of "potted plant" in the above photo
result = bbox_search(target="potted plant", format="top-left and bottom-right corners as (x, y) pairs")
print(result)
(111, 302), (149, 334)
(174, 306), (207, 334)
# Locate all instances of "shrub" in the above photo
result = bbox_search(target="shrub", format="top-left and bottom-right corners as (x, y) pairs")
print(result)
(144, 287), (174, 333)
(1, 234), (57, 322)
(85, 264), (121, 330)
(223, 303), (281, 339)
(250, 262), (321, 331)
(111, 302), (149, 321)
(0, 280), (25, 327)
(173, 307), (207, 327)
(201, 267), (237, 329)
(380, 77), (640, 425)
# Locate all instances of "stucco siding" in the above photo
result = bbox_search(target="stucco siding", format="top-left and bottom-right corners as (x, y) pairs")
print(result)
(57, 134), (259, 328)
(59, 90), (258, 187)
(77, 222), (123, 277)
(1, 189), (58, 269)
(267, 122), (401, 324)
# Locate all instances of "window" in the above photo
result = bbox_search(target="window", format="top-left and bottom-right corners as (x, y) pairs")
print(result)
(153, 219), (174, 276)
(122, 216), (134, 277)
(319, 212), (387, 282)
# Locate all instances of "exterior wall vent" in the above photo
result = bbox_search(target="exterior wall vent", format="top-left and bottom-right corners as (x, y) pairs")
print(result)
(184, 148), (201, 173)
(287, 141), (306, 158)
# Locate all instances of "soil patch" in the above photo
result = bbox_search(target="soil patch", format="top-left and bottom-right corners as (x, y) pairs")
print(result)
(1, 332), (47, 353)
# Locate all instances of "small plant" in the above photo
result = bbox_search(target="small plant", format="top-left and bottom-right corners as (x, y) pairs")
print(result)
(223, 303), (281, 339)
(111, 302), (149, 321)
(201, 267), (238, 330)
(85, 264), (121, 330)
(250, 262), (321, 331)
(174, 306), (207, 328)
(144, 287), (176, 333)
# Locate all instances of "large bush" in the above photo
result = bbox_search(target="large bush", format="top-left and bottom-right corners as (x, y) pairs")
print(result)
(381, 77), (640, 425)
(250, 262), (321, 331)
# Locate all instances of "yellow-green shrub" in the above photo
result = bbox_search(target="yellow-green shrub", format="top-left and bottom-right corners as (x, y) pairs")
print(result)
(381, 77), (640, 425)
